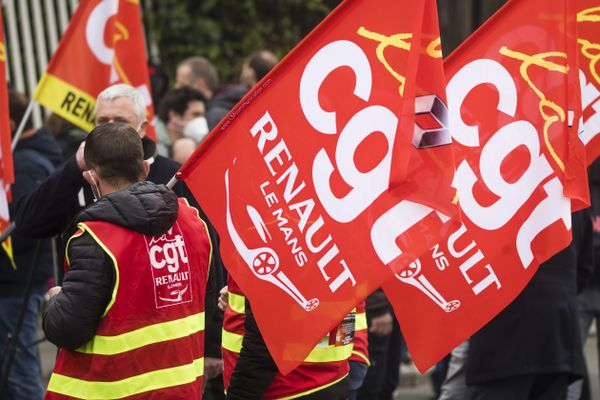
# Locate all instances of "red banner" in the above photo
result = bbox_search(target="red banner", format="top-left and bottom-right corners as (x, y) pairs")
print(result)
(578, 2), (600, 164)
(0, 7), (13, 260)
(33, 0), (155, 138)
(180, 0), (457, 374)
(384, 0), (586, 372)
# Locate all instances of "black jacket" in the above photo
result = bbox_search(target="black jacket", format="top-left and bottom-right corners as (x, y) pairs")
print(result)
(43, 182), (216, 351)
(206, 85), (248, 130)
(15, 137), (224, 356)
(227, 298), (348, 400)
(0, 128), (62, 296)
(466, 210), (593, 385)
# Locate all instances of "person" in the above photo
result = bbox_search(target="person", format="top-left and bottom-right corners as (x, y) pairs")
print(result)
(569, 159), (600, 400)
(0, 91), (62, 400)
(356, 289), (397, 400)
(220, 280), (351, 399)
(157, 86), (208, 159)
(207, 50), (278, 130)
(175, 56), (219, 101)
(465, 210), (593, 400)
(13, 83), (225, 382)
(349, 301), (369, 400)
(43, 123), (211, 398)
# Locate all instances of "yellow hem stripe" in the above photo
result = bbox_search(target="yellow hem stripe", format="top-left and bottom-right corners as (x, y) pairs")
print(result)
(351, 350), (371, 366)
(48, 358), (204, 399)
(278, 373), (348, 400)
(222, 329), (352, 363)
(77, 312), (205, 355)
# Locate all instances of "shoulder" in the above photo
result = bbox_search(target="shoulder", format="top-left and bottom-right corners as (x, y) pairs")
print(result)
(147, 155), (182, 186)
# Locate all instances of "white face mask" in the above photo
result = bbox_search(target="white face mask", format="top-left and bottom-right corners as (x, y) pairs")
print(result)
(183, 117), (209, 143)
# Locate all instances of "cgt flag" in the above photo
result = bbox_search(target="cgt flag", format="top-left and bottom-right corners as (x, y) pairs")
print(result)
(179, 0), (458, 374)
(383, 0), (588, 372)
(578, 2), (600, 163)
(0, 6), (14, 264)
(33, 0), (155, 138)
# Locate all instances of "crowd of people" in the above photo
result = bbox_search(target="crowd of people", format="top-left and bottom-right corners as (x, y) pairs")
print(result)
(0, 49), (599, 400)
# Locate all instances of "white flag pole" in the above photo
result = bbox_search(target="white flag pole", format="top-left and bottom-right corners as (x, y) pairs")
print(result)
(11, 100), (35, 151)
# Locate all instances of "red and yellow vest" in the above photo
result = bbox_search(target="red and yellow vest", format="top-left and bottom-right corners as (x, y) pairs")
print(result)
(222, 278), (354, 400)
(46, 199), (211, 400)
(349, 301), (369, 366)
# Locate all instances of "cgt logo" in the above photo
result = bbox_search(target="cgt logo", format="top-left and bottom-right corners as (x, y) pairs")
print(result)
(149, 229), (189, 273)
(145, 224), (193, 308)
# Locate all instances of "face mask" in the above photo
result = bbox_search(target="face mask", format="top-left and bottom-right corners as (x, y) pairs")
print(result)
(183, 117), (209, 143)
(86, 170), (101, 201)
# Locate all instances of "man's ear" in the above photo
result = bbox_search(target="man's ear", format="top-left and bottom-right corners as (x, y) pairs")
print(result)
(143, 160), (150, 178)
(137, 120), (149, 138)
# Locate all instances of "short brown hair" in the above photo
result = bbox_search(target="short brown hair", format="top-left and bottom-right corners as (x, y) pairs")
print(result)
(84, 123), (145, 186)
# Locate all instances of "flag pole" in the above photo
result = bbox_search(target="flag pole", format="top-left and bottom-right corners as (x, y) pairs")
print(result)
(11, 101), (35, 151)
(166, 172), (181, 190)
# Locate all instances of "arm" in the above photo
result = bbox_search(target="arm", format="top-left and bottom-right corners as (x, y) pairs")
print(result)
(42, 232), (114, 349)
(575, 209), (594, 293)
(13, 155), (85, 238)
(227, 301), (278, 400)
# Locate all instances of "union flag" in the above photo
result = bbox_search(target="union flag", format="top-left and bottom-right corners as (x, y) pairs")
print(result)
(383, 0), (587, 372)
(33, 0), (155, 138)
(179, 0), (457, 374)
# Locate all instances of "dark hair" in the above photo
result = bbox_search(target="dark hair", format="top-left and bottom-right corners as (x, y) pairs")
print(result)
(246, 50), (278, 82)
(84, 123), (145, 186)
(8, 91), (33, 135)
(180, 56), (219, 92)
(158, 87), (207, 122)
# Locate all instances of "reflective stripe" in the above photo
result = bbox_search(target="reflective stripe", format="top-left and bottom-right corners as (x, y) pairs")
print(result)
(228, 292), (245, 314)
(77, 312), (205, 355)
(356, 312), (367, 331)
(48, 357), (204, 399)
(278, 373), (349, 400)
(351, 350), (371, 366)
(222, 328), (243, 353)
(305, 342), (353, 363)
(78, 223), (120, 317)
(222, 329), (351, 363)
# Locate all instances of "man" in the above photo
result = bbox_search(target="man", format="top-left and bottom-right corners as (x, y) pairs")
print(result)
(157, 86), (208, 160)
(13, 83), (224, 380)
(221, 280), (351, 400)
(466, 210), (593, 400)
(0, 91), (62, 400)
(175, 56), (219, 101)
(43, 123), (210, 398)
(207, 50), (278, 130)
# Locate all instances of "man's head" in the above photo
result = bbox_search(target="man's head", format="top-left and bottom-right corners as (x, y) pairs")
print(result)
(175, 56), (218, 100)
(94, 84), (148, 137)
(8, 91), (34, 136)
(84, 122), (148, 195)
(240, 50), (278, 87)
(158, 87), (207, 142)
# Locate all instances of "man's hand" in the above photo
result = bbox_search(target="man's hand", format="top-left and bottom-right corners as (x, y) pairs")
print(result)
(76, 142), (87, 171)
(204, 357), (223, 379)
(218, 286), (229, 311)
(369, 312), (393, 337)
(47, 286), (62, 300)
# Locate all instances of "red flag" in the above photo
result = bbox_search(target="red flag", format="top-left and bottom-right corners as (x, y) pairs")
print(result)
(33, 0), (155, 138)
(0, 7), (14, 262)
(384, 0), (585, 372)
(578, 2), (600, 164)
(180, 0), (457, 374)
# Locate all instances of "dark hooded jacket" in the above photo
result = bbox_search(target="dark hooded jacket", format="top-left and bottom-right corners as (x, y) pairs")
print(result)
(0, 127), (62, 296)
(206, 85), (248, 130)
(42, 182), (214, 350)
